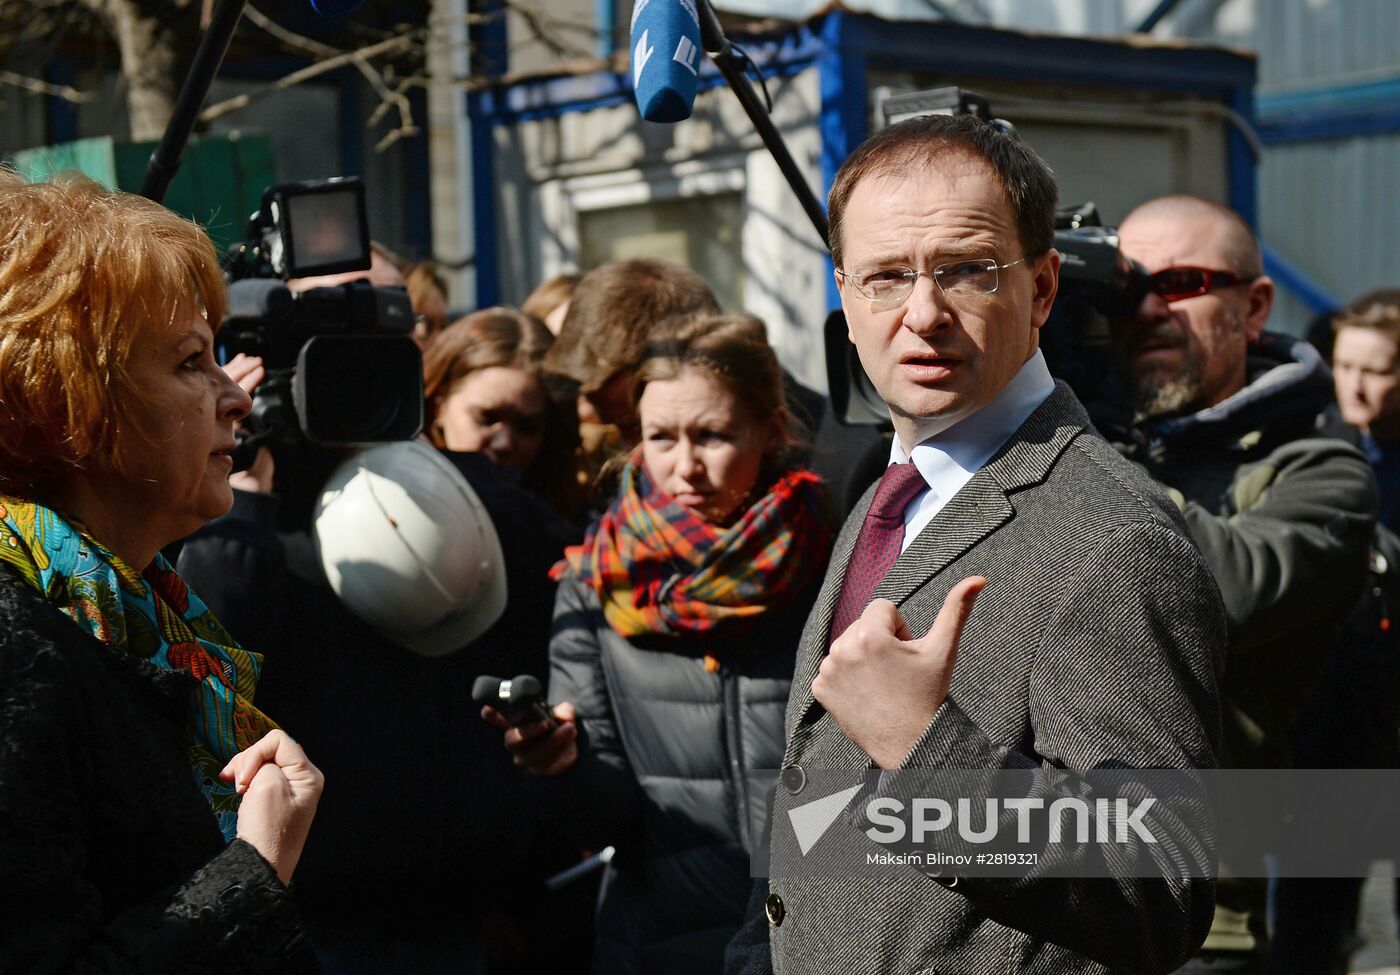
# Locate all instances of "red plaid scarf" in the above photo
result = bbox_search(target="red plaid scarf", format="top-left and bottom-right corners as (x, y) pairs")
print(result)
(555, 458), (832, 659)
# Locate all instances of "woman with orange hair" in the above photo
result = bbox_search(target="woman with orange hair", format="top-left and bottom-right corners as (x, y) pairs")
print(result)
(0, 171), (322, 972)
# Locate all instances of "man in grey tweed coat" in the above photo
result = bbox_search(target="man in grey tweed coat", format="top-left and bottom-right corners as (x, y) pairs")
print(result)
(724, 115), (1225, 974)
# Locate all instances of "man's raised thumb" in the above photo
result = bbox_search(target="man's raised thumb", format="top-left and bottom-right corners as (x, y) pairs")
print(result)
(914, 576), (987, 655)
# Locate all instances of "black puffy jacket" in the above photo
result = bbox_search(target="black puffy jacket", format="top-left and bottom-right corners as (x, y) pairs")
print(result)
(542, 571), (818, 975)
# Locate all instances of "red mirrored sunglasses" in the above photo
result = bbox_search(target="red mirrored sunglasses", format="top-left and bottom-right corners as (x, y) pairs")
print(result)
(1149, 266), (1257, 303)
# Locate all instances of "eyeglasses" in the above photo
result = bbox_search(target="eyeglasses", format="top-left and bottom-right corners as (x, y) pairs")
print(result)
(836, 258), (1028, 311)
(1148, 266), (1257, 303)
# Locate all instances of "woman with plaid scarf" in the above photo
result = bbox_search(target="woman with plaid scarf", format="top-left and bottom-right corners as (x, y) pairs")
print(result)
(485, 312), (834, 974)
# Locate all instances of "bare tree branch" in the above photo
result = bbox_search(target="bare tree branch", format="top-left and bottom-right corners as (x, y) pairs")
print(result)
(0, 68), (94, 102)
(243, 4), (340, 58)
(239, 6), (419, 151)
(2, 0), (610, 152)
(354, 57), (415, 149)
(507, 0), (593, 61)
(198, 30), (420, 124)
(501, 0), (597, 41)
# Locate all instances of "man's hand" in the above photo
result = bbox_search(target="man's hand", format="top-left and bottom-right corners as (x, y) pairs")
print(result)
(812, 576), (986, 768)
(482, 701), (580, 777)
(221, 730), (324, 887)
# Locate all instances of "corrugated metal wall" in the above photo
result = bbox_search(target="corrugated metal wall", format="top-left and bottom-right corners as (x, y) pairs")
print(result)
(1246, 0), (1396, 88)
(1156, 0), (1400, 334)
(1262, 132), (1400, 333)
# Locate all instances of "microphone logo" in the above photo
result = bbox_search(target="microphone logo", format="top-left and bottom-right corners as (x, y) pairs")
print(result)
(673, 35), (700, 76)
(629, 0), (702, 122)
(633, 29), (656, 86)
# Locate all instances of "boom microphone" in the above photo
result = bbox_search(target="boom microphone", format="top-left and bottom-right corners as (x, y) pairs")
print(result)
(630, 0), (703, 122)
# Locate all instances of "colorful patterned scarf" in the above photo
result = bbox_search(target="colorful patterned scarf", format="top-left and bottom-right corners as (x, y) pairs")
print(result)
(0, 498), (276, 843)
(555, 459), (832, 663)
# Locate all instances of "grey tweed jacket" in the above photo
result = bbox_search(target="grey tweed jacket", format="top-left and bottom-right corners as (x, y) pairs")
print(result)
(764, 383), (1225, 975)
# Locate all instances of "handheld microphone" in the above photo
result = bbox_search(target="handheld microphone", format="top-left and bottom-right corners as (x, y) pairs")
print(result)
(473, 674), (557, 729)
(629, 0), (703, 123)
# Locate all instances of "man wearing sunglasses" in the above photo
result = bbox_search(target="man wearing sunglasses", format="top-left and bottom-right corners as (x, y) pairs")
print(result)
(1106, 194), (1378, 974)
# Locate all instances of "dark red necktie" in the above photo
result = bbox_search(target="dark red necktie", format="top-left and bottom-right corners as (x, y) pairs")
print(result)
(828, 462), (928, 643)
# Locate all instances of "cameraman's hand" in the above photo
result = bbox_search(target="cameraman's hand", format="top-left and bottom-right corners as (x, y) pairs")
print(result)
(223, 353), (275, 494)
(482, 701), (579, 777)
(220, 729), (324, 887)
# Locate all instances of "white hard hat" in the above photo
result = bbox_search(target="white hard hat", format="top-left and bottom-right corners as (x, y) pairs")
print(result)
(314, 441), (507, 656)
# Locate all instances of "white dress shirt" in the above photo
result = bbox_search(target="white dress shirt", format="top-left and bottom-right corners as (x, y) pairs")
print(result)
(888, 349), (1056, 552)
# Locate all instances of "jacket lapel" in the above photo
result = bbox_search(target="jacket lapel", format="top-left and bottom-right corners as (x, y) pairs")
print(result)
(785, 383), (1090, 754)
(784, 484), (874, 742)
(873, 475), (1013, 608)
(880, 384), (1090, 608)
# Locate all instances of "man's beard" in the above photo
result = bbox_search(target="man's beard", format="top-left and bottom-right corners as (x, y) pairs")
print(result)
(1123, 308), (1244, 423)
(1128, 361), (1204, 422)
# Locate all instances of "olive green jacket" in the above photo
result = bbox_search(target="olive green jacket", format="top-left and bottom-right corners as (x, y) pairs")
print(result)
(1102, 332), (1379, 953)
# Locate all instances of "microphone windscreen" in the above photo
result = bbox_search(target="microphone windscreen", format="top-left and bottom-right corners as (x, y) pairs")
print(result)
(507, 675), (544, 707)
(630, 0), (702, 123)
(471, 674), (504, 706)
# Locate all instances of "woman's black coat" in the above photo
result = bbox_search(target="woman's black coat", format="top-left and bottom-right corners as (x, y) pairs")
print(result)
(0, 563), (316, 973)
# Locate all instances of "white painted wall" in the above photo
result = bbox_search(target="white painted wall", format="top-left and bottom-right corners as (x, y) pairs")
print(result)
(491, 66), (831, 391)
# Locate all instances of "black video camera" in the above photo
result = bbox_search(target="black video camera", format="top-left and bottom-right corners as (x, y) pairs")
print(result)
(826, 90), (1151, 425)
(221, 177), (424, 460)
(1042, 205), (1152, 410)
